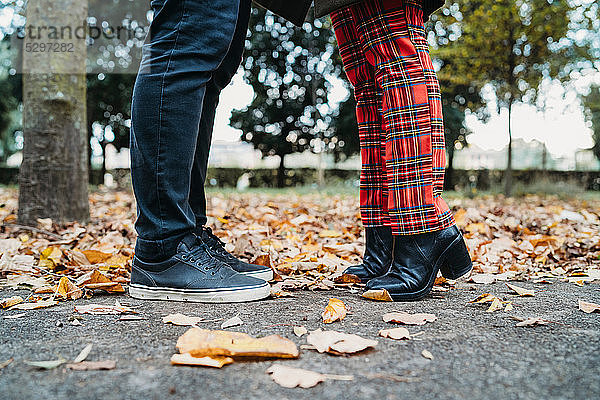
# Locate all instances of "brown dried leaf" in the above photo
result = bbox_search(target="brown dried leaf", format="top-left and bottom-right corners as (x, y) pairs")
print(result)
(506, 283), (534, 297)
(56, 276), (83, 300)
(362, 289), (393, 302)
(334, 274), (362, 284)
(378, 327), (411, 340)
(176, 328), (299, 359)
(10, 299), (58, 310)
(516, 317), (550, 327)
(382, 311), (436, 325)
(221, 315), (243, 329)
(578, 299), (600, 314)
(74, 301), (135, 315)
(267, 365), (326, 388)
(306, 329), (377, 354)
(66, 360), (116, 370)
(468, 293), (497, 303)
(0, 296), (23, 309)
(162, 313), (203, 326)
(170, 353), (233, 368)
(322, 298), (347, 324)
(293, 326), (308, 337)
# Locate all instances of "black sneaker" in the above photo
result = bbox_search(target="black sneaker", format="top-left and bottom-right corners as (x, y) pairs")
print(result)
(129, 234), (270, 303)
(197, 227), (274, 281)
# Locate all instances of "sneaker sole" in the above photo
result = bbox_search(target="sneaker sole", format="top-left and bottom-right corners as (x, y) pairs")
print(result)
(240, 269), (274, 281)
(128, 282), (271, 303)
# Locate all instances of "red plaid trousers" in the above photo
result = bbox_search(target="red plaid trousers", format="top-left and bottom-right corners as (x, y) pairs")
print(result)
(331, 0), (455, 235)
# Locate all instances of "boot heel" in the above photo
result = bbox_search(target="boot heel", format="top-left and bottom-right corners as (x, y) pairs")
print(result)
(439, 235), (473, 280)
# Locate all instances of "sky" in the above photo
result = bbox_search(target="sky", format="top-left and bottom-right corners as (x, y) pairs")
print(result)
(213, 71), (599, 158)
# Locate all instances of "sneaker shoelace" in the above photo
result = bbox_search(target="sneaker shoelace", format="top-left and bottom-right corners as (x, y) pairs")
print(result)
(202, 228), (238, 261)
(181, 242), (222, 271)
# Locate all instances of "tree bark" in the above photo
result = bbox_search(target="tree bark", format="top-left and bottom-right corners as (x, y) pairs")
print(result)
(18, 0), (89, 224)
(504, 100), (513, 197)
(276, 154), (286, 188)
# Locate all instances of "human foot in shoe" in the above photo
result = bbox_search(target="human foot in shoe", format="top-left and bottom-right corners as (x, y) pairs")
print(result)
(343, 226), (393, 282)
(129, 234), (270, 303)
(196, 227), (273, 281)
(365, 225), (472, 301)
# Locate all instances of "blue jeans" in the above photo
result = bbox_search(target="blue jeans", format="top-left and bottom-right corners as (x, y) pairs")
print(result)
(130, 0), (251, 261)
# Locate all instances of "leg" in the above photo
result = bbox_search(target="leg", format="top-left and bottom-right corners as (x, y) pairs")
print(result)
(352, 0), (454, 235)
(331, 7), (393, 282)
(350, 0), (471, 300)
(189, 0), (252, 228)
(130, 0), (241, 261)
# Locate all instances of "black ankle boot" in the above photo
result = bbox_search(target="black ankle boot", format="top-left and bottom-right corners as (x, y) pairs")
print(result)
(343, 226), (393, 283)
(365, 225), (472, 301)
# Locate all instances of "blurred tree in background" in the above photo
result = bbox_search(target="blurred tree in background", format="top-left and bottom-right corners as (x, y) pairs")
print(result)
(231, 7), (343, 187)
(437, 0), (598, 195)
(582, 85), (600, 164)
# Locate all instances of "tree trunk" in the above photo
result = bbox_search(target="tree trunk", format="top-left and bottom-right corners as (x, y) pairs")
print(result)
(18, 0), (89, 224)
(276, 154), (286, 188)
(504, 101), (513, 197)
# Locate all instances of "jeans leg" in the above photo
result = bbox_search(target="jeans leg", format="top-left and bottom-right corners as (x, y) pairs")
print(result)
(189, 0), (251, 228)
(130, 0), (242, 261)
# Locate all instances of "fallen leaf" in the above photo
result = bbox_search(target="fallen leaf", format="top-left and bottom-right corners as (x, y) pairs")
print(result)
(80, 250), (113, 264)
(10, 299), (58, 310)
(3, 313), (26, 319)
(334, 274), (362, 284)
(486, 297), (504, 312)
(382, 312), (436, 325)
(322, 298), (347, 324)
(74, 301), (135, 315)
(24, 358), (66, 370)
(306, 329), (377, 355)
(267, 365), (326, 388)
(0, 358), (13, 369)
(378, 327), (411, 340)
(506, 283), (534, 297)
(39, 246), (63, 269)
(170, 353), (233, 368)
(176, 328), (299, 358)
(504, 302), (514, 312)
(76, 270), (124, 293)
(293, 326), (308, 337)
(468, 274), (496, 284)
(162, 313), (203, 326)
(578, 299), (600, 314)
(73, 344), (93, 363)
(66, 360), (116, 371)
(118, 315), (146, 321)
(468, 293), (497, 303)
(56, 276), (83, 300)
(221, 315), (244, 329)
(0, 296), (23, 309)
(362, 289), (393, 302)
(319, 230), (342, 238)
(421, 350), (434, 360)
(516, 317), (550, 327)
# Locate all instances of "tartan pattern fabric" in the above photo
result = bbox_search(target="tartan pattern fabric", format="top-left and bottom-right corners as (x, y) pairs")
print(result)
(331, 0), (455, 235)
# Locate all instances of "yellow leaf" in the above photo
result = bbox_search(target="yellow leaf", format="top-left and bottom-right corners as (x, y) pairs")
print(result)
(56, 276), (83, 300)
(0, 296), (23, 309)
(170, 353), (233, 368)
(176, 328), (299, 359)
(322, 298), (347, 323)
(486, 297), (503, 312)
(39, 246), (62, 269)
(319, 230), (342, 238)
(362, 289), (393, 302)
(81, 250), (113, 264)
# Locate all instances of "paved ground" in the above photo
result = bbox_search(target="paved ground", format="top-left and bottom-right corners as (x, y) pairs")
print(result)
(1, 281), (599, 400)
